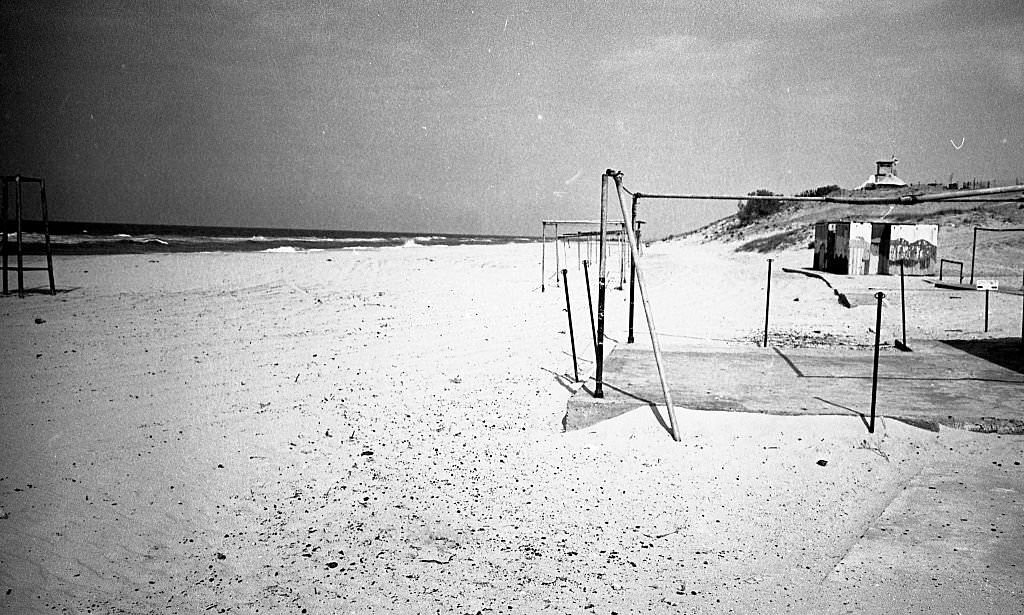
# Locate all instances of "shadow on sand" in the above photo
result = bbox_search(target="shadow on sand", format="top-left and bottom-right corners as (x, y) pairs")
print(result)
(939, 338), (1024, 376)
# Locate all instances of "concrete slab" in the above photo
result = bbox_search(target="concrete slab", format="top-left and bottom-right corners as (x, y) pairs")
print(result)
(566, 339), (1024, 433)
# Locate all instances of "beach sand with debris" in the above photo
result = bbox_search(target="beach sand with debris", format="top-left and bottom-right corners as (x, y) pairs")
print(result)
(1, 239), (1022, 613)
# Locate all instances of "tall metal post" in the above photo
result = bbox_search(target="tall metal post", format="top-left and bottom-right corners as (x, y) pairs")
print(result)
(984, 289), (990, 333)
(898, 260), (908, 350)
(616, 226), (625, 290)
(562, 269), (579, 382)
(612, 173), (681, 441)
(39, 179), (55, 295)
(1020, 269), (1023, 342)
(583, 260), (598, 356)
(869, 291), (885, 434)
(554, 223), (560, 288)
(763, 258), (773, 348)
(627, 195), (638, 344)
(1, 179), (8, 295)
(970, 227), (978, 285)
(16, 176), (24, 297)
(594, 175), (608, 398)
(540, 223), (546, 292)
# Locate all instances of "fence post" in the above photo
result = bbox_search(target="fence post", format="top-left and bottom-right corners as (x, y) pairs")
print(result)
(869, 291), (885, 434)
(562, 269), (579, 383)
(763, 258), (773, 348)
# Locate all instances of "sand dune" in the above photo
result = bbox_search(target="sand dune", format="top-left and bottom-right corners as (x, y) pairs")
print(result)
(1, 240), (1021, 613)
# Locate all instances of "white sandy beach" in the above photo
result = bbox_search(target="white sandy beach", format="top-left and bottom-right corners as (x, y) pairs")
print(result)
(1, 239), (1022, 614)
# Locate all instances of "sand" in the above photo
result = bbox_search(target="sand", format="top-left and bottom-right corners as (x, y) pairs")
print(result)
(1, 239), (1022, 614)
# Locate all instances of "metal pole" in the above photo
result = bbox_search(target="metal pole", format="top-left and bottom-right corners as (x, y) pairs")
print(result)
(554, 223), (560, 288)
(900, 260), (907, 348)
(1, 179), (8, 295)
(583, 259), (597, 356)
(562, 269), (579, 382)
(984, 289), (990, 333)
(628, 195), (638, 344)
(540, 223), (546, 292)
(612, 172), (681, 441)
(16, 176), (24, 297)
(594, 175), (608, 398)
(869, 291), (885, 434)
(970, 227), (978, 285)
(40, 179), (55, 295)
(763, 258), (773, 347)
(1020, 269), (1023, 341)
(616, 227), (625, 290)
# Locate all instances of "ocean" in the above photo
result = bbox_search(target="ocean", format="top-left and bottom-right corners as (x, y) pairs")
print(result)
(2, 221), (536, 255)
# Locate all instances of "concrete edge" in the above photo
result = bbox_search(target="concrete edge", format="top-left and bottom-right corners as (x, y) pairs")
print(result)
(563, 397), (1024, 436)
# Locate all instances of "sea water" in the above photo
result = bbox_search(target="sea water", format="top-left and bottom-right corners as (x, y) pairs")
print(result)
(4, 222), (534, 255)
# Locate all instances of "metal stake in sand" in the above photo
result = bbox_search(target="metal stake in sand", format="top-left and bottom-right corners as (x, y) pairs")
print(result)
(562, 269), (580, 383)
(970, 226), (978, 285)
(984, 288), (990, 333)
(869, 291), (885, 434)
(583, 260), (598, 356)
(895, 260), (911, 352)
(594, 175), (608, 398)
(763, 258), (773, 348)
(612, 172), (681, 442)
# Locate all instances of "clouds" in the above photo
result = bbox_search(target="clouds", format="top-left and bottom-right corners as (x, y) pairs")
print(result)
(1, 1), (1022, 236)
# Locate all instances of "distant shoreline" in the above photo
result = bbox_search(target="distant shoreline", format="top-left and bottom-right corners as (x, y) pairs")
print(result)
(3, 220), (536, 255)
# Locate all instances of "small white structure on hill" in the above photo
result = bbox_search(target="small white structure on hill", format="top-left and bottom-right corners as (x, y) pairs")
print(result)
(856, 157), (908, 190)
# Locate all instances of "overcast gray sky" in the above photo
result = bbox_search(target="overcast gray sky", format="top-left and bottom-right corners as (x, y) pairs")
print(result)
(2, 1), (1022, 237)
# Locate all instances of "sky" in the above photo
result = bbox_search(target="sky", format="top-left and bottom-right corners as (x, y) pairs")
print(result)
(2, 1), (1022, 238)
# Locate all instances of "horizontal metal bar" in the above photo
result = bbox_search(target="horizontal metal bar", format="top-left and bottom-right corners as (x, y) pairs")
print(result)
(542, 219), (630, 225)
(0, 176), (44, 183)
(631, 184), (1024, 205)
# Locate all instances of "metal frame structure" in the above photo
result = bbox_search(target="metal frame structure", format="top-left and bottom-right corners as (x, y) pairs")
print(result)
(540, 219), (635, 291)
(594, 170), (1024, 442)
(969, 226), (1024, 284)
(2, 175), (56, 297)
